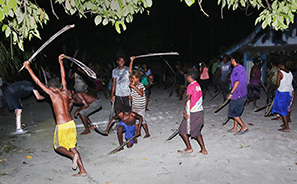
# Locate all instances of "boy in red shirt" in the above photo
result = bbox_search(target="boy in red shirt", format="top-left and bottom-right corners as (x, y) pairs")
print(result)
(178, 68), (207, 155)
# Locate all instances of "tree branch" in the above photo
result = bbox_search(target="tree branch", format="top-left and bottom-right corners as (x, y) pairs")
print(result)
(265, 0), (272, 12)
(50, 0), (59, 19)
(74, 3), (87, 18)
(198, 0), (209, 17)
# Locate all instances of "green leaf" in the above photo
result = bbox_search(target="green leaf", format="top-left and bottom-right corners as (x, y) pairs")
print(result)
(0, 8), (4, 22)
(2, 24), (7, 31)
(115, 20), (126, 33)
(65, 0), (71, 11)
(102, 18), (108, 25)
(7, 0), (17, 9)
(3, 5), (8, 14)
(5, 26), (11, 37)
(146, 0), (152, 7)
(0, 0), (4, 5)
(18, 39), (24, 51)
(94, 15), (102, 25)
(8, 9), (13, 17)
(184, 0), (195, 7)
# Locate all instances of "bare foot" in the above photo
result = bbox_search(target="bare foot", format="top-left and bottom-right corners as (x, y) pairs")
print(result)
(72, 171), (87, 177)
(144, 134), (150, 138)
(117, 147), (124, 152)
(278, 128), (290, 132)
(227, 129), (236, 133)
(272, 117), (282, 121)
(199, 150), (208, 155)
(72, 154), (78, 170)
(178, 148), (193, 153)
(80, 130), (91, 135)
(89, 125), (95, 130)
(134, 138), (138, 144)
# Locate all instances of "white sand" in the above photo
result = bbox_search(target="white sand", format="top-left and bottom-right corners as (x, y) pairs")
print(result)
(0, 87), (296, 184)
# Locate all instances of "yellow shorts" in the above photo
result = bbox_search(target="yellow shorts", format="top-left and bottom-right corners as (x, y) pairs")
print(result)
(53, 120), (77, 150)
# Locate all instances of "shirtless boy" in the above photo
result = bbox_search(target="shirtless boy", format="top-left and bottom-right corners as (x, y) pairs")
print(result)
(103, 105), (143, 151)
(70, 91), (102, 135)
(24, 54), (87, 176)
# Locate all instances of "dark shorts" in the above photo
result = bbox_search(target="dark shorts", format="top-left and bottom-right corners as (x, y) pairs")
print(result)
(220, 80), (231, 93)
(117, 121), (136, 144)
(79, 99), (102, 116)
(199, 79), (209, 91)
(228, 95), (247, 117)
(179, 111), (204, 137)
(114, 96), (131, 112)
(4, 89), (22, 110)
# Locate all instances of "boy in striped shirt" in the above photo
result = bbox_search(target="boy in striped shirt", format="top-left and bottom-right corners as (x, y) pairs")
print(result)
(129, 70), (150, 138)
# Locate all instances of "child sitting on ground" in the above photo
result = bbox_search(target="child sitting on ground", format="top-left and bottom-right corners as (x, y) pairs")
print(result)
(178, 68), (208, 155)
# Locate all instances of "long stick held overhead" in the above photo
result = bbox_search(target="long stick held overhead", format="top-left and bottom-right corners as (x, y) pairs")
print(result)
(134, 52), (179, 59)
(19, 24), (75, 72)
(63, 55), (97, 79)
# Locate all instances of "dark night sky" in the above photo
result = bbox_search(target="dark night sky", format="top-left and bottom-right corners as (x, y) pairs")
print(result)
(26, 1), (260, 69)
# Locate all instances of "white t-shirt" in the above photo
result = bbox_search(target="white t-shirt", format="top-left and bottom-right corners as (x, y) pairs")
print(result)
(278, 70), (293, 92)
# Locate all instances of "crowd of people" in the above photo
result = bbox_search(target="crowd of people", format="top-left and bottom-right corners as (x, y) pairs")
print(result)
(0, 52), (296, 176)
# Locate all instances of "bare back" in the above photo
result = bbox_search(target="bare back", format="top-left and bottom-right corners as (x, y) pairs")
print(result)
(72, 92), (98, 105)
(49, 88), (73, 125)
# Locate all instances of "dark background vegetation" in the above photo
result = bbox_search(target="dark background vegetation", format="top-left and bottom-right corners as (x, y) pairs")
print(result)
(15, 1), (260, 77)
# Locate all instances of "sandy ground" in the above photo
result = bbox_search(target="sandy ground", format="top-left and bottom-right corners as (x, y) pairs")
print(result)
(0, 86), (297, 184)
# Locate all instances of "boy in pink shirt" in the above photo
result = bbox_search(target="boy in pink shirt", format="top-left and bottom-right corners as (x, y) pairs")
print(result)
(178, 68), (208, 155)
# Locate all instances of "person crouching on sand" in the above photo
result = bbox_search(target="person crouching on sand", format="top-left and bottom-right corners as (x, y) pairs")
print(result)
(178, 68), (207, 155)
(24, 54), (87, 176)
(103, 105), (143, 152)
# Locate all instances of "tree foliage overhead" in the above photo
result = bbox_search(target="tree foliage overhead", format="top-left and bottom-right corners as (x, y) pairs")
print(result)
(0, 0), (152, 51)
(0, 0), (296, 52)
(182, 0), (297, 31)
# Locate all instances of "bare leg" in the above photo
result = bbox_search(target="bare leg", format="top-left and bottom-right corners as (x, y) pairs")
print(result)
(279, 115), (290, 132)
(69, 148), (87, 176)
(80, 115), (91, 135)
(117, 126), (124, 151)
(15, 109), (22, 130)
(179, 134), (193, 153)
(103, 119), (116, 135)
(142, 123), (150, 138)
(287, 111), (291, 122)
(55, 147), (87, 176)
(127, 140), (134, 148)
(227, 119), (238, 132)
(196, 135), (208, 155)
(252, 99), (258, 108)
(233, 116), (248, 132)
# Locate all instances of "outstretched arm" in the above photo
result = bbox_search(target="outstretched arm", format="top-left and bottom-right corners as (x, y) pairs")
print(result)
(129, 56), (135, 73)
(58, 54), (67, 90)
(24, 61), (51, 95)
(104, 113), (120, 135)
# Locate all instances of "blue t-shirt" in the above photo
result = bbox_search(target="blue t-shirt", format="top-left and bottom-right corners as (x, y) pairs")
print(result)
(231, 65), (247, 100)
